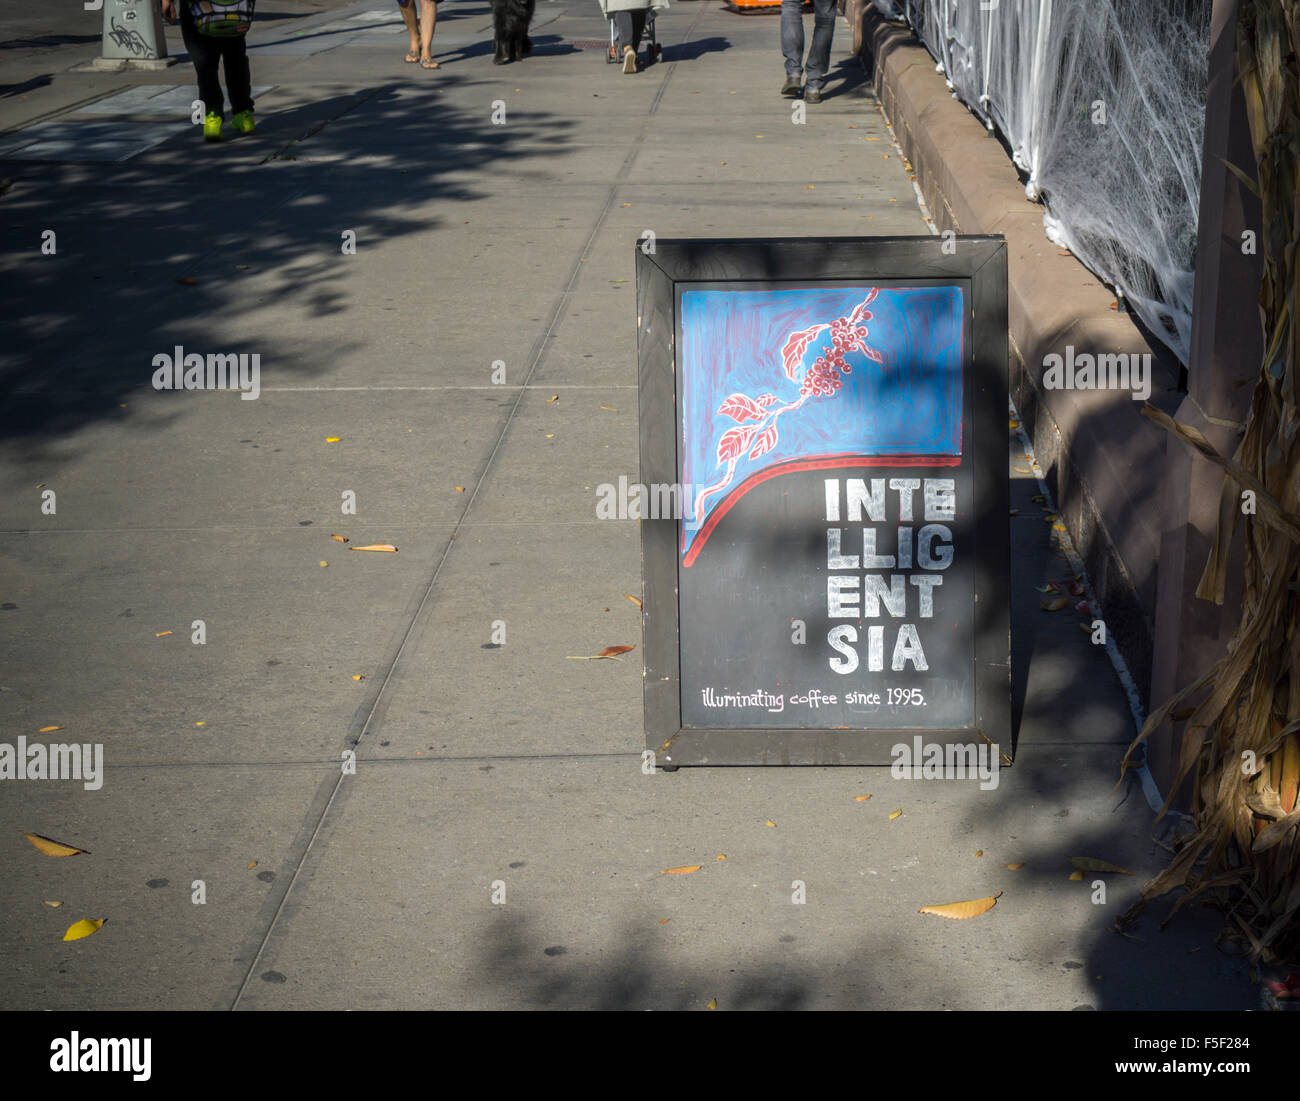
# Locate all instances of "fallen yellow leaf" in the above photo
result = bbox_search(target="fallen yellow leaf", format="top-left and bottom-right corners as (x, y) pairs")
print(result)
(975, 850), (984, 857)
(716, 854), (726, 861)
(1006, 862), (1025, 870)
(766, 819), (776, 828)
(326, 437), (340, 442)
(889, 809), (903, 820)
(662, 865), (701, 875)
(1071, 856), (1132, 875)
(547, 394), (559, 403)
(919, 892), (1001, 920)
(195, 721), (205, 726)
(24, 833), (85, 857)
(1068, 869), (1084, 881)
(1041, 597), (1070, 612)
(454, 486), (466, 493)
(624, 594), (643, 608)
(38, 725), (61, 733)
(350, 544), (399, 553)
(706, 997), (717, 1010)
(62, 918), (105, 942)
(352, 674), (365, 681)
(659, 917), (670, 925)
(599, 405), (618, 412)
(330, 534), (348, 543)
(43, 900), (62, 908)
(320, 561), (328, 567)
(247, 861), (257, 869)
(156, 630), (172, 637)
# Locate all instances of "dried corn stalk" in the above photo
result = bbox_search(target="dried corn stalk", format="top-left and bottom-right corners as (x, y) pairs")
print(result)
(1123, 0), (1300, 961)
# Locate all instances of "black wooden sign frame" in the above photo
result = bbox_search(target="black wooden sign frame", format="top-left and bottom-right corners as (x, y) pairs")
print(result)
(636, 237), (1009, 768)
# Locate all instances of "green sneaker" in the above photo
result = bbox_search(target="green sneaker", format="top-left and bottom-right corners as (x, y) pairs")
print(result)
(231, 110), (255, 135)
(203, 112), (223, 141)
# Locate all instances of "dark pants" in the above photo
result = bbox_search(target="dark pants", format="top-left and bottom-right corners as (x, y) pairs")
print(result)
(781, 0), (836, 92)
(614, 10), (646, 53)
(180, 5), (253, 119)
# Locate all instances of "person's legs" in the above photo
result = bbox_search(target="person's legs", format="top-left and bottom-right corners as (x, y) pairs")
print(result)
(180, 5), (225, 118)
(419, 0), (437, 65)
(397, 0), (420, 60)
(780, 0), (805, 83)
(802, 0), (837, 93)
(219, 35), (253, 115)
(613, 11), (633, 51)
(629, 10), (647, 52)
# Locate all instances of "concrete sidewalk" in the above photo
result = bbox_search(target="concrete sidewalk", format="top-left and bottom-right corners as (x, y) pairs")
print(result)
(0, 0), (1254, 1009)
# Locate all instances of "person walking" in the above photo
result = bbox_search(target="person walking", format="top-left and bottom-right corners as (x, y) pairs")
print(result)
(780, 0), (836, 102)
(599, 0), (667, 74)
(162, 0), (256, 141)
(397, 0), (440, 69)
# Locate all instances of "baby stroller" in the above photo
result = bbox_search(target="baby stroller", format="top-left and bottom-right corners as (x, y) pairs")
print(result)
(600, 0), (668, 66)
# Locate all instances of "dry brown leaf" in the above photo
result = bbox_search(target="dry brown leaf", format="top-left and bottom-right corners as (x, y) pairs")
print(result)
(1068, 869), (1084, 881)
(662, 865), (701, 875)
(350, 544), (398, 553)
(919, 891), (1002, 919)
(1042, 597), (1070, 612)
(24, 833), (85, 857)
(175, 276), (198, 286)
(659, 917), (670, 924)
(1070, 856), (1132, 875)
(975, 850), (984, 857)
(624, 594), (643, 608)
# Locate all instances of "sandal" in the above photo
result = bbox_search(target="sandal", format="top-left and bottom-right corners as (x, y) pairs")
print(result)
(404, 50), (420, 63)
(420, 56), (439, 68)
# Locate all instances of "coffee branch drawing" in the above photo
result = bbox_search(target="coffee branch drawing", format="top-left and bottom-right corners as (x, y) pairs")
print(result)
(693, 289), (883, 527)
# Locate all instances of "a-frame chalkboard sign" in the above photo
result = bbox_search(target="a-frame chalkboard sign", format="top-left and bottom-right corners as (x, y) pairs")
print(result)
(636, 237), (1009, 768)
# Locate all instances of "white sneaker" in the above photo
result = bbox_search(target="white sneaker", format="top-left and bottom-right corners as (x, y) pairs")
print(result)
(622, 45), (637, 74)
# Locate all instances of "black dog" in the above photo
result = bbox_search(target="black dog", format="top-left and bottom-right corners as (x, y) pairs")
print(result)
(491, 0), (534, 64)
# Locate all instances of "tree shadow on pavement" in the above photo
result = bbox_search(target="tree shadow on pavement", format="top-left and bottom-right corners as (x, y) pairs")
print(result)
(0, 82), (578, 467)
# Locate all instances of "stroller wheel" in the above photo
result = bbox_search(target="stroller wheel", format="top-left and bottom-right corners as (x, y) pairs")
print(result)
(606, 45), (619, 63)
